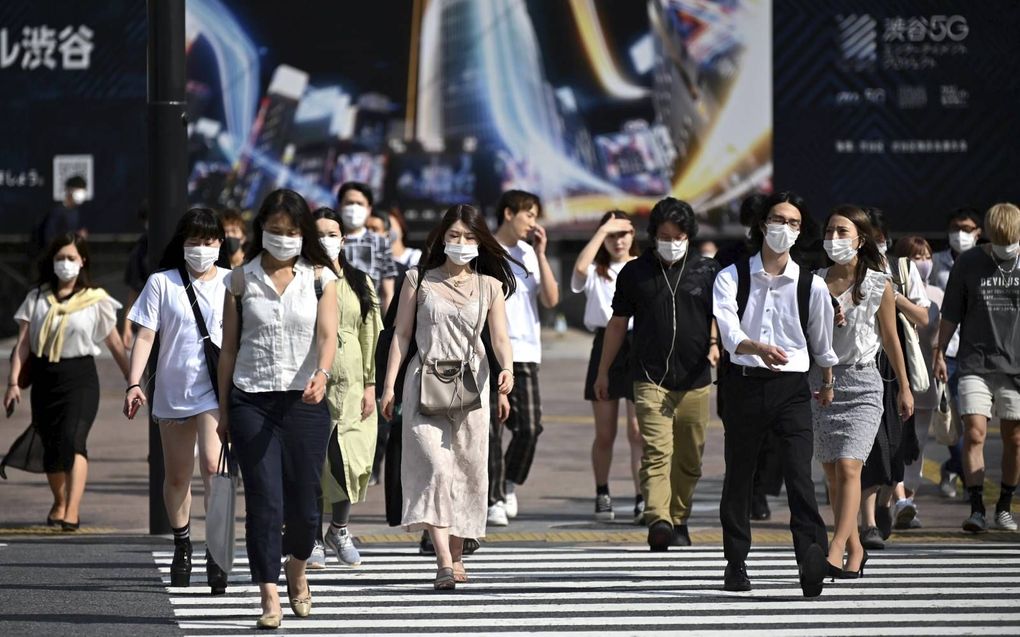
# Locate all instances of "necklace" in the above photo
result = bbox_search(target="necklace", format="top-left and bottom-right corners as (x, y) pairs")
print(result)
(444, 266), (472, 287)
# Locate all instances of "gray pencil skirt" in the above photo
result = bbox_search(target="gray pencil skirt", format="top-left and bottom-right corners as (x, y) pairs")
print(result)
(810, 361), (884, 463)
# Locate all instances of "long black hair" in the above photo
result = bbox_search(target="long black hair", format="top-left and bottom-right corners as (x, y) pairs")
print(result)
(157, 207), (224, 272)
(419, 204), (524, 298)
(825, 204), (886, 305)
(313, 207), (376, 322)
(246, 189), (336, 273)
(36, 233), (95, 295)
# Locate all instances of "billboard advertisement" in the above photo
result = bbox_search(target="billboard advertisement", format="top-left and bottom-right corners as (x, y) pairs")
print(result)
(773, 0), (1020, 231)
(0, 1), (147, 236)
(184, 0), (773, 233)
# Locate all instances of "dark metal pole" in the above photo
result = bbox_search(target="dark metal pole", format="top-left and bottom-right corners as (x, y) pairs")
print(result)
(146, 0), (188, 536)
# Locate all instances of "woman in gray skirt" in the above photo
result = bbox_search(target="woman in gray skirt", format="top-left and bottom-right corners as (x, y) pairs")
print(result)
(812, 205), (914, 578)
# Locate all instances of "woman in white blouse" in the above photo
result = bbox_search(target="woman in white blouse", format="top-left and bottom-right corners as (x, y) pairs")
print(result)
(3, 234), (129, 531)
(123, 208), (230, 594)
(813, 205), (913, 579)
(571, 211), (643, 522)
(217, 189), (338, 630)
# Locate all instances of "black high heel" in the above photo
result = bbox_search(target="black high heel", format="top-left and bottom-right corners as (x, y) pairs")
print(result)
(46, 516), (63, 527)
(206, 550), (228, 595)
(826, 560), (844, 581)
(60, 519), (80, 532)
(841, 550), (869, 579)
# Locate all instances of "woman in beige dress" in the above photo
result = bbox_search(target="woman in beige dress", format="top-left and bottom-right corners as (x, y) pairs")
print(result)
(381, 204), (518, 590)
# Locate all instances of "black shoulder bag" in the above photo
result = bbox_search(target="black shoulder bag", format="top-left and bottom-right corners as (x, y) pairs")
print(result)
(179, 266), (221, 399)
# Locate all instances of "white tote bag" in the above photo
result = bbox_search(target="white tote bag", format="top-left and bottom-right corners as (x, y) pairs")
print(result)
(206, 445), (238, 573)
(896, 258), (930, 394)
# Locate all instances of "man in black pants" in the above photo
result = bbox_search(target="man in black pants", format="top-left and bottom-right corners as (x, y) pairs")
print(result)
(712, 191), (837, 597)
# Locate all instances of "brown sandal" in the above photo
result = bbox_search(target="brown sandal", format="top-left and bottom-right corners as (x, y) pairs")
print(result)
(434, 567), (456, 590)
(452, 561), (468, 583)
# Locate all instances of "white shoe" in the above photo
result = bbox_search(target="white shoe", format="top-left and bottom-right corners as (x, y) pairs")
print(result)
(306, 540), (327, 570)
(504, 492), (519, 519)
(993, 510), (1018, 531)
(324, 525), (362, 566)
(487, 502), (509, 527)
(893, 498), (917, 529)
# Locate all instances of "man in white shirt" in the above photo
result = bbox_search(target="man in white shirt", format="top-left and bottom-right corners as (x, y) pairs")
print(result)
(712, 191), (837, 597)
(488, 190), (559, 526)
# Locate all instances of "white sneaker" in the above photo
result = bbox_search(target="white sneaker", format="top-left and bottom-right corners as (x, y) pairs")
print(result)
(306, 540), (327, 570)
(893, 498), (917, 529)
(324, 525), (362, 566)
(993, 510), (1018, 531)
(504, 492), (519, 519)
(487, 502), (509, 527)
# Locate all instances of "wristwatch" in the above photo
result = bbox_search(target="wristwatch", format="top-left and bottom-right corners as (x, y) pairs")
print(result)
(313, 368), (331, 381)
(820, 381), (835, 391)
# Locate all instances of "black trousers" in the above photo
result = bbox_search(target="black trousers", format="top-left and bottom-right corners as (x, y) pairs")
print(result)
(719, 368), (828, 565)
(229, 387), (330, 583)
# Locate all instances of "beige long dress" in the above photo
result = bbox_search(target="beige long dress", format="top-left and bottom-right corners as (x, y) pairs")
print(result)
(400, 268), (501, 539)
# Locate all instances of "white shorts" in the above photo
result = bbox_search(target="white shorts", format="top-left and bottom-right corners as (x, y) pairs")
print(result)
(958, 374), (1020, 420)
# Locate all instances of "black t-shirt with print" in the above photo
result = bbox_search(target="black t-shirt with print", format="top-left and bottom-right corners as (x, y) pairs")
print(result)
(942, 245), (1020, 377)
(612, 249), (720, 391)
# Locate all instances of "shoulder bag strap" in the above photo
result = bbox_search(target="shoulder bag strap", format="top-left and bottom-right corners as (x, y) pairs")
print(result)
(470, 272), (485, 361)
(178, 266), (213, 343)
(314, 266), (324, 300)
(897, 257), (911, 298)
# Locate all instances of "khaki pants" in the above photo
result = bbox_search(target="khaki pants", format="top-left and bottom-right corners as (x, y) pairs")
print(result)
(633, 382), (709, 526)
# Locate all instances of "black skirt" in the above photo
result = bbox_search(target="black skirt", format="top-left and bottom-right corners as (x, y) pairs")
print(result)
(30, 355), (99, 473)
(583, 329), (635, 402)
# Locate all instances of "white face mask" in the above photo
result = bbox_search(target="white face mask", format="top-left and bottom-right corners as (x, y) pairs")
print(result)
(764, 223), (799, 254)
(948, 230), (976, 253)
(262, 232), (303, 261)
(53, 259), (81, 282)
(992, 242), (1020, 261)
(656, 239), (688, 263)
(340, 204), (369, 230)
(183, 245), (219, 274)
(70, 189), (87, 206)
(319, 236), (343, 261)
(823, 238), (858, 265)
(877, 242), (888, 256)
(444, 242), (479, 265)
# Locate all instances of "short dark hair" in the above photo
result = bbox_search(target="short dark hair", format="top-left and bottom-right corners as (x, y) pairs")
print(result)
(337, 181), (374, 208)
(220, 208), (246, 230)
(947, 206), (982, 228)
(157, 207), (225, 271)
(496, 189), (541, 226)
(65, 175), (86, 190)
(647, 197), (697, 241)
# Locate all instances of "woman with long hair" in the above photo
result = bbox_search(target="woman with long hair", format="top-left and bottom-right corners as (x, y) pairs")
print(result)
(122, 208), (230, 593)
(380, 204), (517, 590)
(892, 236), (942, 528)
(812, 204), (914, 578)
(3, 234), (129, 530)
(571, 210), (643, 522)
(217, 189), (338, 629)
(308, 207), (382, 568)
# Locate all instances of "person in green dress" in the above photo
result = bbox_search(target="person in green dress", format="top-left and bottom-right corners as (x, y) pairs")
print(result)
(309, 207), (383, 567)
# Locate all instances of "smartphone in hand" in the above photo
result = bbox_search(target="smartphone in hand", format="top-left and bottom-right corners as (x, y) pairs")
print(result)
(126, 397), (142, 420)
(5, 401), (14, 418)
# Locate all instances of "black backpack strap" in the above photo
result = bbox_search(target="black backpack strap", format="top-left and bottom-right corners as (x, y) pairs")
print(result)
(735, 257), (751, 320)
(796, 263), (812, 342)
(314, 267), (324, 300)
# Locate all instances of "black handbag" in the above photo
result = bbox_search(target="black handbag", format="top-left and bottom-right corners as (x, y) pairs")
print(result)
(179, 266), (221, 399)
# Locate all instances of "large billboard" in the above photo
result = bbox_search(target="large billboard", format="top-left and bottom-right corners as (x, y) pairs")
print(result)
(773, 0), (1020, 231)
(0, 1), (147, 236)
(184, 0), (773, 232)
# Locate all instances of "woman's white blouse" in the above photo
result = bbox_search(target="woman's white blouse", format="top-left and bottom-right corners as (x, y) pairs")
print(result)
(232, 256), (336, 393)
(821, 268), (889, 365)
(14, 286), (121, 358)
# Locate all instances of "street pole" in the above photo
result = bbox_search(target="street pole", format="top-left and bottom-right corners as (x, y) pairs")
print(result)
(146, 0), (187, 535)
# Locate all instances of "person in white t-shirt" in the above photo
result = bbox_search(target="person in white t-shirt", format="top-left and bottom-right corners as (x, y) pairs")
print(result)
(123, 208), (231, 595)
(488, 190), (560, 526)
(571, 211), (643, 523)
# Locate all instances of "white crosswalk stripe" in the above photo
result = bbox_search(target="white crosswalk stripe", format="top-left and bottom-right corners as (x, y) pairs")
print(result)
(154, 543), (1020, 636)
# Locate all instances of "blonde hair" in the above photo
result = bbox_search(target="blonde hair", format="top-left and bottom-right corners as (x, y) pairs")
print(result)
(984, 203), (1020, 244)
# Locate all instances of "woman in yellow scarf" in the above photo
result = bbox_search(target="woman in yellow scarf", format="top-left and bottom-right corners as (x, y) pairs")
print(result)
(3, 234), (129, 530)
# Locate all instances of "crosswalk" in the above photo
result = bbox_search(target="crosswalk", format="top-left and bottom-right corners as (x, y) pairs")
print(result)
(154, 543), (1020, 636)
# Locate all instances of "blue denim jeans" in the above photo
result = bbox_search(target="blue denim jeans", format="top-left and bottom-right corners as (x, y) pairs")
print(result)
(229, 386), (330, 583)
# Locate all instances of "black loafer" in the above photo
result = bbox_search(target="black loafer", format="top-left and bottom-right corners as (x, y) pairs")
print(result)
(670, 524), (692, 547)
(647, 520), (673, 552)
(724, 562), (751, 592)
(799, 544), (826, 598)
(462, 538), (480, 555)
(750, 494), (771, 521)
